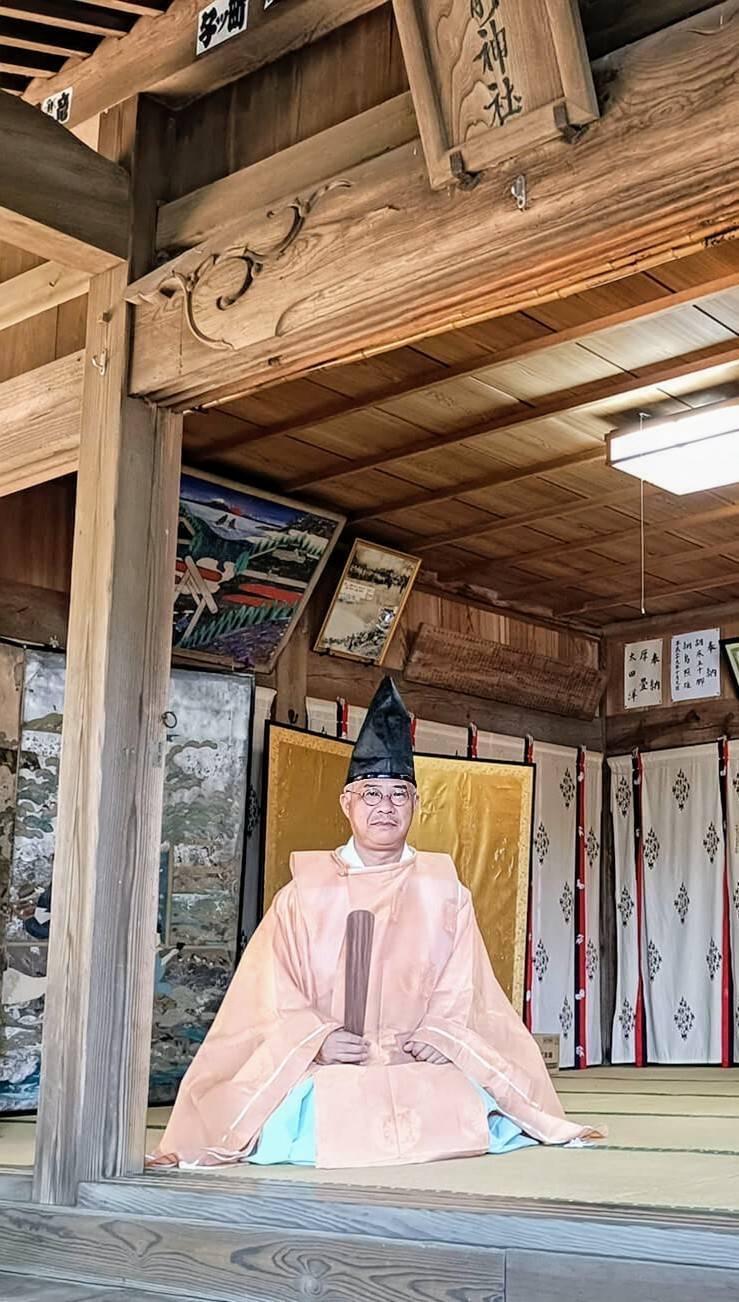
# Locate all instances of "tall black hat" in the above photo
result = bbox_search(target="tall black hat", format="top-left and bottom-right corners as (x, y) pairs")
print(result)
(346, 676), (416, 786)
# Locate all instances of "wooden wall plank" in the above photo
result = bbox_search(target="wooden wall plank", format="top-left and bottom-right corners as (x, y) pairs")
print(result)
(0, 353), (82, 498)
(0, 1274), (173, 1301)
(0, 479), (75, 592)
(507, 1248), (739, 1302)
(0, 578), (69, 647)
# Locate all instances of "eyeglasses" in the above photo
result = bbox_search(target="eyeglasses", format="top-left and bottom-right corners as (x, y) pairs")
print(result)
(348, 783), (413, 807)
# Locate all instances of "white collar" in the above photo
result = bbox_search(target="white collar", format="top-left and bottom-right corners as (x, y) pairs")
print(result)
(340, 836), (414, 871)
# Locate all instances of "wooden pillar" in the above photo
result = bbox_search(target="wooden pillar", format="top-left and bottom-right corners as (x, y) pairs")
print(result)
(33, 101), (182, 1205)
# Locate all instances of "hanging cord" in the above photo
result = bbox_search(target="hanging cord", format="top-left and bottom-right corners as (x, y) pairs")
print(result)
(639, 412), (647, 617)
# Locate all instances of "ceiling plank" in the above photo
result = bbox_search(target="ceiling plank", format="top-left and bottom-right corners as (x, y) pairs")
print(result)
(0, 94), (129, 273)
(0, 260), (88, 331)
(562, 567), (739, 617)
(289, 335), (739, 494)
(22, 0), (387, 127)
(580, 0), (723, 59)
(0, 351), (82, 497)
(128, 6), (739, 408)
(350, 446), (607, 522)
(0, 0), (131, 37)
(439, 499), (739, 585)
(414, 484), (653, 552)
(602, 592), (739, 637)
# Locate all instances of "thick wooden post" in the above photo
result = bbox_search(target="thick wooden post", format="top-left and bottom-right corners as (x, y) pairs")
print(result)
(33, 101), (182, 1205)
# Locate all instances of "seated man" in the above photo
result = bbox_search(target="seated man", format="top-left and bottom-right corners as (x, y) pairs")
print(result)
(150, 677), (599, 1170)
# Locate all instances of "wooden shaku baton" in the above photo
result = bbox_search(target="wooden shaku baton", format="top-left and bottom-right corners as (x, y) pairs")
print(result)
(344, 909), (375, 1037)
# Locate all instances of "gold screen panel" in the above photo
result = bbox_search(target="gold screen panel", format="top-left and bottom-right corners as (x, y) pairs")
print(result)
(262, 725), (533, 1012)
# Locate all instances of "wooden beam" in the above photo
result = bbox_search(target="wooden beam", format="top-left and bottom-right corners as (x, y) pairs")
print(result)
(0, 0), (132, 38)
(0, 261), (88, 331)
(0, 44), (63, 74)
(128, 5), (739, 407)
(0, 577), (69, 647)
(23, 0), (387, 127)
(440, 498), (739, 585)
(0, 96), (129, 272)
(157, 93), (418, 256)
(560, 567), (739, 617)
(581, 0), (723, 59)
(603, 593), (739, 638)
(0, 351), (82, 497)
(33, 101), (182, 1208)
(290, 334), (739, 496)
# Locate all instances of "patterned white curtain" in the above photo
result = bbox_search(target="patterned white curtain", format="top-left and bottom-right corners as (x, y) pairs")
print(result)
(529, 742), (578, 1068)
(640, 744), (723, 1063)
(608, 755), (639, 1064)
(583, 752), (603, 1065)
(728, 740), (739, 1055)
(476, 731), (525, 762)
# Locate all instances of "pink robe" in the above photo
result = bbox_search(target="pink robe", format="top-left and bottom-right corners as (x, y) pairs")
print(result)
(151, 850), (602, 1169)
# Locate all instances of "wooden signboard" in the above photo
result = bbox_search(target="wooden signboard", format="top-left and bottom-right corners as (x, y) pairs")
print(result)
(393, 0), (599, 189)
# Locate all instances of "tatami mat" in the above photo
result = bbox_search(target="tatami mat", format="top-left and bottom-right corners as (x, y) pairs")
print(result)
(4, 1069), (739, 1213)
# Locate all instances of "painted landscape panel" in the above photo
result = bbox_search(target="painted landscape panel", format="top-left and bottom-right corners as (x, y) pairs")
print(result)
(174, 471), (344, 672)
(0, 652), (253, 1112)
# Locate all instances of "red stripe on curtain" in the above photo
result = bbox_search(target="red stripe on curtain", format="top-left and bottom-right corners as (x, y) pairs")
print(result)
(719, 737), (733, 1067)
(467, 722), (478, 759)
(336, 697), (348, 739)
(575, 748), (588, 1069)
(633, 751), (647, 1067)
(523, 735), (535, 1032)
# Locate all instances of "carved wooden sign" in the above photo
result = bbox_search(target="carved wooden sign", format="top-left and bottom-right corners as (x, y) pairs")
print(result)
(393, 0), (599, 189)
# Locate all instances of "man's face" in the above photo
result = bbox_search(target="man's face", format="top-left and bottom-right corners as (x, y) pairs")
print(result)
(340, 778), (417, 853)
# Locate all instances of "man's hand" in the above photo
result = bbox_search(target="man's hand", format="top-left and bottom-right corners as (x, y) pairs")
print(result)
(403, 1039), (450, 1065)
(316, 1029), (369, 1065)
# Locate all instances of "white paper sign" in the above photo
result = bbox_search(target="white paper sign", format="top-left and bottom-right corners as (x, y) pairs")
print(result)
(42, 87), (73, 125)
(196, 0), (248, 55)
(671, 628), (721, 701)
(624, 638), (663, 710)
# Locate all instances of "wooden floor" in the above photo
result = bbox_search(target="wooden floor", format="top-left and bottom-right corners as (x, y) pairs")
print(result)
(2, 1069), (739, 1300)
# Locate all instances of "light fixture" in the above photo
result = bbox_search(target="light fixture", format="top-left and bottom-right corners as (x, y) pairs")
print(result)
(607, 398), (739, 495)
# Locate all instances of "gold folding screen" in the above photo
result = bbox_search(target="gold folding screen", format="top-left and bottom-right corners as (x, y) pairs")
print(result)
(263, 726), (533, 1012)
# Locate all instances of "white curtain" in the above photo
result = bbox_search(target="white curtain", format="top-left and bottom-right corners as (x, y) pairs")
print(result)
(413, 718), (467, 757)
(305, 696), (340, 737)
(640, 744), (723, 1063)
(583, 751), (603, 1065)
(728, 740), (739, 1055)
(529, 742), (578, 1068)
(476, 731), (525, 763)
(608, 754), (639, 1063)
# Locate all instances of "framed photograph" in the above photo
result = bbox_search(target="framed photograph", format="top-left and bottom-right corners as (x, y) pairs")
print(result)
(314, 539), (421, 665)
(173, 469), (344, 673)
(722, 637), (739, 696)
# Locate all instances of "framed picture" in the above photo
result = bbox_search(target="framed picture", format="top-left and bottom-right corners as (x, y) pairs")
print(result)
(722, 637), (739, 696)
(314, 539), (421, 665)
(173, 469), (344, 673)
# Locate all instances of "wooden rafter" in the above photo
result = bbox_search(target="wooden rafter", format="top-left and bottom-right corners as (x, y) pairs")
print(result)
(562, 567), (739, 617)
(0, 0), (132, 37)
(0, 16), (98, 56)
(0, 94), (129, 272)
(288, 335), (739, 503)
(128, 5), (739, 407)
(22, 0), (387, 126)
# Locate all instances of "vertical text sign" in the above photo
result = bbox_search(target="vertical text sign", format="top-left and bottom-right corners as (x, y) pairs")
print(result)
(624, 638), (663, 710)
(196, 0), (248, 55)
(671, 628), (721, 702)
(42, 88), (73, 125)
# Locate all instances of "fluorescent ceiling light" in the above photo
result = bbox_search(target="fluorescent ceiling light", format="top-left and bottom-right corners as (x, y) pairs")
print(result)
(608, 400), (739, 495)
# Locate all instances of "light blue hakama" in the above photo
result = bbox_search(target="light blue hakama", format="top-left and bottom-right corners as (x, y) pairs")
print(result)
(248, 1077), (537, 1166)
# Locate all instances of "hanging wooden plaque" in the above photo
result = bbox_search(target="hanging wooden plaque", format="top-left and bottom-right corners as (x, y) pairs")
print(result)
(393, 0), (599, 189)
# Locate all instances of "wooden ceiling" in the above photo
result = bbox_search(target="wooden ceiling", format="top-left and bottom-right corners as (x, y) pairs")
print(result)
(0, 0), (171, 96)
(0, 0), (721, 99)
(183, 240), (739, 632)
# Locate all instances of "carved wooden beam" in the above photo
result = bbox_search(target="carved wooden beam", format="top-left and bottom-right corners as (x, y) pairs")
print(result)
(128, 6), (739, 407)
(0, 95), (129, 271)
(22, 0), (387, 126)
